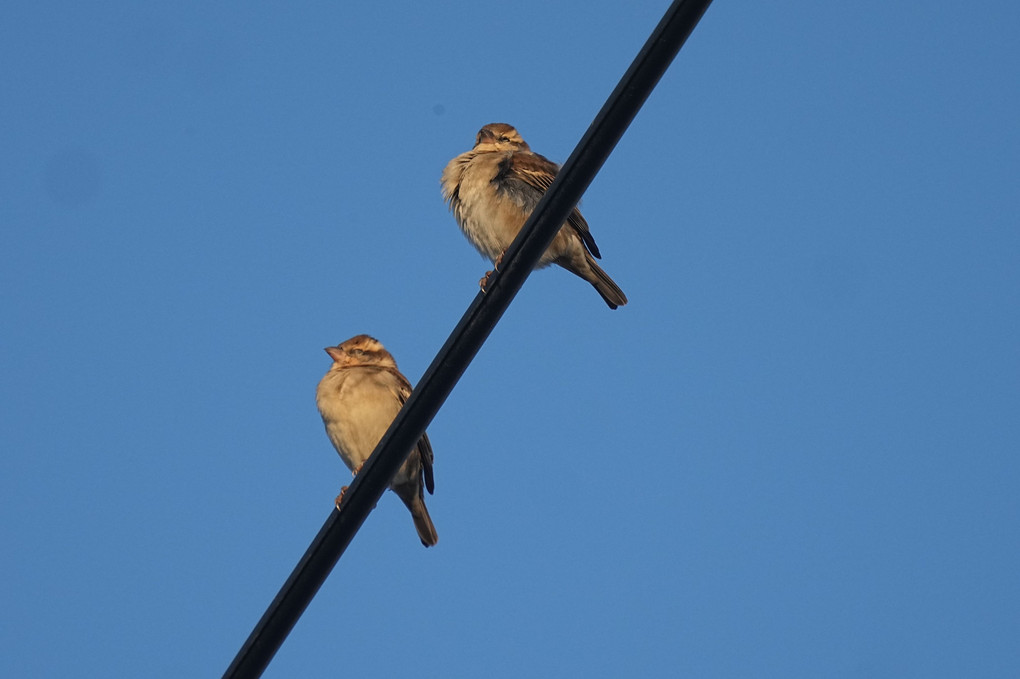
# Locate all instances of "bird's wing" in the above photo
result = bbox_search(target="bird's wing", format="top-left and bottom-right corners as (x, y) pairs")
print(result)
(386, 366), (435, 494)
(506, 151), (602, 259)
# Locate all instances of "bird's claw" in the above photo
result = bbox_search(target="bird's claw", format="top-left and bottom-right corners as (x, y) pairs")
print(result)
(335, 465), (363, 510)
(478, 253), (505, 292)
(479, 270), (494, 291)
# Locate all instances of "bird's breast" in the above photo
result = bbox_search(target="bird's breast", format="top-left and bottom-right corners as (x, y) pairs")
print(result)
(442, 152), (528, 261)
(317, 371), (403, 472)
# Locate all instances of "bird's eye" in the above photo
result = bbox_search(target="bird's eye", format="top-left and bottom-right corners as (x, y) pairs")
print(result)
(499, 136), (510, 143)
(351, 348), (364, 356)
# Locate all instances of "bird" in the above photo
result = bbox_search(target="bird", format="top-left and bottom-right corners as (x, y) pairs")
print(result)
(441, 122), (627, 309)
(316, 334), (438, 547)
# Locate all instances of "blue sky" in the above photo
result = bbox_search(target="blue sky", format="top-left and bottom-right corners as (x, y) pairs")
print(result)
(2, 1), (1018, 677)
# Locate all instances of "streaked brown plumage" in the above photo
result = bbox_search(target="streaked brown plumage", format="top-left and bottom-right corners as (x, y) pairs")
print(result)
(315, 334), (437, 547)
(441, 122), (627, 309)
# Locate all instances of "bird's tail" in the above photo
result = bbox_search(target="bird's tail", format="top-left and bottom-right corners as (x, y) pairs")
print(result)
(584, 252), (628, 310)
(396, 487), (439, 547)
(410, 499), (439, 547)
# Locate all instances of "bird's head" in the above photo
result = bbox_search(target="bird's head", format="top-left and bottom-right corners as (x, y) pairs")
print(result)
(324, 335), (398, 369)
(474, 123), (530, 152)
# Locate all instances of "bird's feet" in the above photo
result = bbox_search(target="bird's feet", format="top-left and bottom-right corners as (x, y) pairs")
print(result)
(334, 465), (363, 510)
(478, 253), (505, 292)
(334, 486), (349, 511)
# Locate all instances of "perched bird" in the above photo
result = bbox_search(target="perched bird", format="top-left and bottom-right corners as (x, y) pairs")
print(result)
(441, 122), (627, 309)
(316, 334), (438, 547)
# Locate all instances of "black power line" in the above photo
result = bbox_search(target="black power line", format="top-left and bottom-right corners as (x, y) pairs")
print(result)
(223, 1), (713, 676)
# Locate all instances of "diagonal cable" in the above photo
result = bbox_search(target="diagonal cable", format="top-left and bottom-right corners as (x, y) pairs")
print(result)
(223, 1), (713, 676)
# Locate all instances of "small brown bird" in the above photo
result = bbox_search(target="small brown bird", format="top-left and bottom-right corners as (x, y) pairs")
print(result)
(441, 122), (627, 309)
(316, 335), (438, 547)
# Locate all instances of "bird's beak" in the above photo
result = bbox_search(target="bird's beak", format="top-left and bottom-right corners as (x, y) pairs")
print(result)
(476, 128), (496, 145)
(325, 346), (344, 361)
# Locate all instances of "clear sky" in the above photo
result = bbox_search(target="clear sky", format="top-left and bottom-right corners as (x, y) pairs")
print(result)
(2, 1), (1018, 677)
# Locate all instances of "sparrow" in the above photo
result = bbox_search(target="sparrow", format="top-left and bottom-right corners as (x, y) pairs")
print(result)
(441, 122), (627, 309)
(316, 334), (438, 547)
